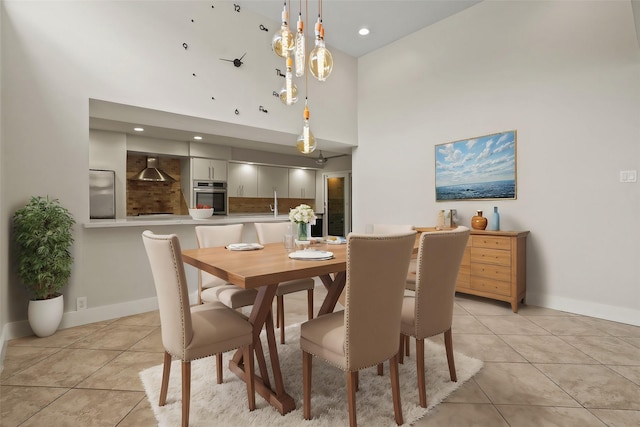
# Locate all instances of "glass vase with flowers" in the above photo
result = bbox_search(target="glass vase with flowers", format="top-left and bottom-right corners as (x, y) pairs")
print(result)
(289, 204), (316, 241)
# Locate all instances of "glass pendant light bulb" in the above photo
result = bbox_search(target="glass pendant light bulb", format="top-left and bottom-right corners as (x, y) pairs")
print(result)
(294, 13), (305, 77)
(272, 3), (295, 58)
(296, 103), (316, 154)
(309, 17), (333, 82)
(279, 56), (298, 105)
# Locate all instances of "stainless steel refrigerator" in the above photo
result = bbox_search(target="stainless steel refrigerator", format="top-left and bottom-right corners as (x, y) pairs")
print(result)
(89, 169), (116, 219)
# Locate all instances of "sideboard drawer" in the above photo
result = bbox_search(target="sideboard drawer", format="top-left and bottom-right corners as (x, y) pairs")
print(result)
(472, 235), (511, 251)
(451, 230), (528, 312)
(471, 247), (511, 266)
(471, 277), (511, 296)
(471, 262), (511, 282)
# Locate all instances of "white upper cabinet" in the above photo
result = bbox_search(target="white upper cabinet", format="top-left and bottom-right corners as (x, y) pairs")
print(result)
(258, 165), (289, 198)
(192, 158), (227, 182)
(288, 168), (316, 198)
(228, 163), (258, 197)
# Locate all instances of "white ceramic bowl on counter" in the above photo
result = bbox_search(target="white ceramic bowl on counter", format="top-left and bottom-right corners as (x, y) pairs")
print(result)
(188, 208), (214, 219)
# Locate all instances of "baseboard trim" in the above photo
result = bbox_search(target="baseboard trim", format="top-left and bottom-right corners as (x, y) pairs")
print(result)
(2, 292), (198, 342)
(526, 292), (640, 326)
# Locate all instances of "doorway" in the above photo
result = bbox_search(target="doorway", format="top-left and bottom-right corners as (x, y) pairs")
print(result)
(323, 172), (351, 237)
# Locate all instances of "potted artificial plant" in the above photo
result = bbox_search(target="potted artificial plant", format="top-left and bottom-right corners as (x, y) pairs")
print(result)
(13, 196), (75, 337)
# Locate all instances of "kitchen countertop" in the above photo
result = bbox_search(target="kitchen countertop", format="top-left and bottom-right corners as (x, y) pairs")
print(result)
(84, 213), (322, 229)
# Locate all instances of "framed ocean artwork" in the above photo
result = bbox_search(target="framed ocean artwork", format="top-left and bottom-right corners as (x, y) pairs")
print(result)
(435, 130), (517, 201)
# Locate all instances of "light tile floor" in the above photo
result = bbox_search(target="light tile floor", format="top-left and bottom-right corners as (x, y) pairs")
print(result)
(2, 287), (639, 426)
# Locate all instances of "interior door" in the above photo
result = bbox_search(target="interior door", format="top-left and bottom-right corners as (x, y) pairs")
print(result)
(323, 172), (351, 237)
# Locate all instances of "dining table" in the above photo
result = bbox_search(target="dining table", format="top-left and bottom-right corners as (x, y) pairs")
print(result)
(181, 241), (348, 415)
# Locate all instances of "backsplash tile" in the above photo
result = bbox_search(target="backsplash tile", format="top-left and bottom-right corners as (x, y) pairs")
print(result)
(126, 155), (188, 216)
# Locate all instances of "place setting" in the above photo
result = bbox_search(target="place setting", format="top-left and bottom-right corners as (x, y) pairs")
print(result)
(225, 243), (264, 251)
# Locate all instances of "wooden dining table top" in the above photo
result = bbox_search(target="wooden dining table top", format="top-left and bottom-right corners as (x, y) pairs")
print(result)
(182, 242), (348, 289)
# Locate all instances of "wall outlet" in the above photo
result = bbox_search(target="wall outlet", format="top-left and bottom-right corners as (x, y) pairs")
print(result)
(77, 296), (87, 311)
(619, 170), (637, 183)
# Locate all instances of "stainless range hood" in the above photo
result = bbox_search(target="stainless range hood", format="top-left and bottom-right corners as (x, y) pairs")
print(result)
(131, 156), (176, 182)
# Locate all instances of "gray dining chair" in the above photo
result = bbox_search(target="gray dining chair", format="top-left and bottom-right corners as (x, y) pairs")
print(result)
(300, 231), (417, 427)
(254, 222), (315, 344)
(399, 226), (470, 407)
(142, 230), (255, 426)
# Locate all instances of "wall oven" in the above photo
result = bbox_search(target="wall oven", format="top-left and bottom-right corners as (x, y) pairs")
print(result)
(193, 180), (227, 215)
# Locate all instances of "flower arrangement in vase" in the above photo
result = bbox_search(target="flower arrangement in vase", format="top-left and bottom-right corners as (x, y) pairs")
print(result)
(289, 204), (316, 241)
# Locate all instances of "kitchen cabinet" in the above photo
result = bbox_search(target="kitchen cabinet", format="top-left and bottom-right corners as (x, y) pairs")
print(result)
(228, 163), (258, 197)
(191, 158), (227, 182)
(288, 168), (316, 198)
(455, 230), (529, 312)
(258, 165), (289, 198)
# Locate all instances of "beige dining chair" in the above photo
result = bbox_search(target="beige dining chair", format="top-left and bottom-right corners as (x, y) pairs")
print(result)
(195, 224), (259, 383)
(195, 224), (258, 308)
(254, 222), (315, 344)
(399, 226), (470, 408)
(372, 223), (418, 289)
(141, 230), (255, 427)
(300, 231), (417, 427)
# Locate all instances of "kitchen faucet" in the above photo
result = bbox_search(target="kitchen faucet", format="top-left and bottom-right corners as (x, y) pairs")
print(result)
(270, 190), (278, 217)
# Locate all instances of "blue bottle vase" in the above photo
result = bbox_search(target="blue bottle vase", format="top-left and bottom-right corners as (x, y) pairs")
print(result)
(488, 206), (500, 231)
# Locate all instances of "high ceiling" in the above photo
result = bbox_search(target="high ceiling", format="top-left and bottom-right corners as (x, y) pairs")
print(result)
(90, 1), (483, 158)
(242, 1), (481, 58)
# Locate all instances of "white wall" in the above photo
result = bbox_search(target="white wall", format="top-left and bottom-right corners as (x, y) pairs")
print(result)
(0, 0), (357, 335)
(355, 1), (640, 325)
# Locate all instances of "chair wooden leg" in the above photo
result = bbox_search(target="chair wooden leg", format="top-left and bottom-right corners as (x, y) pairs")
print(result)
(216, 353), (223, 384)
(347, 371), (358, 427)
(398, 335), (405, 364)
(276, 295), (283, 328)
(278, 295), (286, 344)
(377, 363), (383, 376)
(405, 334), (410, 357)
(416, 338), (427, 408)
(303, 350), (312, 420)
(182, 361), (191, 427)
(389, 354), (404, 426)
(307, 288), (314, 320)
(244, 344), (256, 411)
(159, 351), (171, 406)
(444, 328), (457, 382)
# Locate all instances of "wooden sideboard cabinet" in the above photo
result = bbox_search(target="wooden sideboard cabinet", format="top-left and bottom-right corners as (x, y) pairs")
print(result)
(455, 230), (529, 312)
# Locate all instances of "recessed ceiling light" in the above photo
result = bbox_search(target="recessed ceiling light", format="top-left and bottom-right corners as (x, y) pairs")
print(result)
(133, 127), (144, 132)
(358, 27), (370, 36)
(193, 136), (203, 140)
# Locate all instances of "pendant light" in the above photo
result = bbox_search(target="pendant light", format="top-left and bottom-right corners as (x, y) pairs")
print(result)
(294, 9), (305, 77)
(296, 99), (316, 154)
(279, 56), (298, 105)
(308, 12), (333, 81)
(272, 2), (295, 58)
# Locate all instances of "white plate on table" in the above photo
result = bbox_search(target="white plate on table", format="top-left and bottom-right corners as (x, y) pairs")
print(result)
(226, 243), (264, 251)
(288, 250), (334, 260)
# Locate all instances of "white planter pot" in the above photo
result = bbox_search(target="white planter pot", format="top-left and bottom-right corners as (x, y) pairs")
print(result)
(28, 294), (64, 337)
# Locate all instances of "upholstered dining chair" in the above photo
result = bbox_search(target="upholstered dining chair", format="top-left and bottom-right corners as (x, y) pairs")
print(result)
(195, 224), (258, 307)
(195, 224), (259, 383)
(399, 226), (470, 408)
(254, 222), (315, 344)
(300, 231), (417, 427)
(371, 223), (418, 290)
(141, 230), (255, 427)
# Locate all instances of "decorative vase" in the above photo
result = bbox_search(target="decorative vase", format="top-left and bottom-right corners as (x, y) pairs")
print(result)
(297, 222), (309, 241)
(28, 294), (64, 337)
(471, 210), (488, 230)
(487, 206), (500, 231)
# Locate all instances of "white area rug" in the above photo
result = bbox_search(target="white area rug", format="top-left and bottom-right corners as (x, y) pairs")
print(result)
(140, 324), (483, 426)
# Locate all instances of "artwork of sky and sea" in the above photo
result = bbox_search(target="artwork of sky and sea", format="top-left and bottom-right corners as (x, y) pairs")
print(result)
(435, 130), (517, 201)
